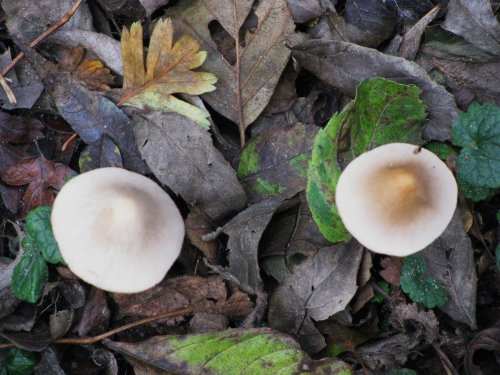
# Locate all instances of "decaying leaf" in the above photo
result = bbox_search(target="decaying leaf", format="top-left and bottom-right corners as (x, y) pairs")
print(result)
(22, 47), (148, 174)
(119, 19), (217, 128)
(111, 276), (227, 323)
(290, 39), (459, 141)
(222, 198), (284, 290)
(167, 0), (296, 141)
(185, 208), (219, 263)
(421, 210), (477, 329)
(59, 46), (114, 92)
(268, 242), (364, 354)
(104, 328), (353, 374)
(237, 121), (319, 203)
(260, 193), (331, 283)
(1, 156), (75, 215)
(442, 0), (500, 56)
(133, 111), (246, 221)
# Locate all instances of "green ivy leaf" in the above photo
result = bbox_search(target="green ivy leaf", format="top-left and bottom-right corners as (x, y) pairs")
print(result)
(25, 206), (63, 264)
(105, 328), (353, 375)
(452, 103), (500, 190)
(458, 179), (496, 201)
(306, 78), (427, 242)
(11, 247), (48, 303)
(400, 255), (447, 308)
(424, 141), (457, 160)
(2, 348), (37, 375)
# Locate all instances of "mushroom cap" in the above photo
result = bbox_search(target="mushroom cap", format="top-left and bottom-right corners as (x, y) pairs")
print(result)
(51, 167), (185, 293)
(335, 143), (457, 256)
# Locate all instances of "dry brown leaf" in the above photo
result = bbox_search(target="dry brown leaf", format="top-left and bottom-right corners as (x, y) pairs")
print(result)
(167, 0), (296, 144)
(60, 46), (114, 92)
(118, 19), (217, 128)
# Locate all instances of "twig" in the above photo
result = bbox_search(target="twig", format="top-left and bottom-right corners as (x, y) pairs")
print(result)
(61, 133), (78, 152)
(0, 0), (85, 79)
(0, 74), (16, 105)
(0, 305), (198, 349)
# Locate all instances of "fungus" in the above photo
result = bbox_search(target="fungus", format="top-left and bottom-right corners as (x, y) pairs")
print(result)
(335, 143), (457, 256)
(51, 167), (184, 293)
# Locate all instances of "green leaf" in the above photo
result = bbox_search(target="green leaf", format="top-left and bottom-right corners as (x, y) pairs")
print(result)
(345, 78), (426, 158)
(307, 110), (351, 242)
(400, 255), (447, 308)
(452, 103), (500, 189)
(25, 206), (63, 264)
(386, 369), (418, 375)
(11, 247), (48, 303)
(2, 348), (37, 375)
(306, 78), (427, 243)
(105, 328), (353, 375)
(372, 281), (389, 303)
(458, 179), (496, 202)
(424, 141), (457, 160)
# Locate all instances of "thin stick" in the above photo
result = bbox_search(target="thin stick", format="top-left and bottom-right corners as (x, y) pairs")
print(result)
(0, 74), (16, 105)
(61, 133), (78, 152)
(0, 0), (85, 78)
(0, 305), (197, 349)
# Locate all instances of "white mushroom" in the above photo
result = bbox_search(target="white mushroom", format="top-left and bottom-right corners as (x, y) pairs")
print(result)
(51, 167), (184, 293)
(335, 143), (457, 256)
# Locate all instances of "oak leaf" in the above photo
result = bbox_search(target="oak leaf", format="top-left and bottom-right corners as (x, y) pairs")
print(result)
(118, 19), (217, 129)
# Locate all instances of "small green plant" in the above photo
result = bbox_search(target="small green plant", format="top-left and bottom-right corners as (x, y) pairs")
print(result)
(452, 103), (500, 201)
(11, 206), (63, 303)
(0, 348), (37, 375)
(400, 254), (447, 308)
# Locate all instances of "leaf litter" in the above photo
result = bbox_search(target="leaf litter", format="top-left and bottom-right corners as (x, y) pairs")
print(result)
(0, 0), (498, 373)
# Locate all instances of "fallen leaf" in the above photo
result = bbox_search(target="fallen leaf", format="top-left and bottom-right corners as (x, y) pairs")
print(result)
(59, 46), (114, 92)
(268, 241), (364, 354)
(380, 257), (402, 286)
(119, 19), (217, 128)
(1, 156), (75, 215)
(185, 208), (219, 263)
(222, 198), (283, 290)
(397, 5), (440, 60)
(217, 289), (253, 320)
(237, 121), (318, 203)
(78, 136), (123, 173)
(0, 49), (44, 110)
(442, 0), (500, 56)
(77, 287), (110, 337)
(23, 47), (148, 174)
(310, 2), (397, 49)
(167, 0), (296, 134)
(389, 302), (439, 344)
(357, 332), (420, 371)
(3, 0), (92, 45)
(104, 328), (353, 374)
(0, 112), (44, 145)
(133, 111), (246, 221)
(189, 313), (228, 333)
(421, 210), (477, 329)
(343, 0), (397, 45)
(287, 0), (334, 23)
(290, 39), (459, 141)
(139, 0), (170, 17)
(260, 193), (331, 283)
(49, 309), (74, 339)
(53, 29), (123, 74)
(0, 329), (51, 352)
(465, 325), (500, 375)
(34, 347), (66, 375)
(111, 276), (227, 323)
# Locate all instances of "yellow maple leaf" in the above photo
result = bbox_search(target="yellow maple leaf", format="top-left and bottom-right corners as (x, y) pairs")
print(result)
(118, 19), (217, 129)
